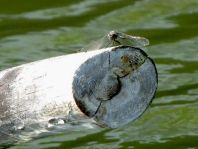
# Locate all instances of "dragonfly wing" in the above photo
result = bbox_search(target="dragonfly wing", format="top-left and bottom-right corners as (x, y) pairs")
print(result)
(127, 35), (149, 47)
(117, 33), (149, 47)
(80, 35), (112, 52)
(80, 31), (149, 52)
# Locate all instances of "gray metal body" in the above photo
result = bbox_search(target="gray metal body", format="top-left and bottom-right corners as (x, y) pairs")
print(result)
(0, 46), (157, 145)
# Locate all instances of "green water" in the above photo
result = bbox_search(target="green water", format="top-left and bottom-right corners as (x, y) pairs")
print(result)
(0, 0), (198, 148)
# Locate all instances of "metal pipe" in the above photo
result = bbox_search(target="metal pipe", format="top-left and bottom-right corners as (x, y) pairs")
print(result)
(0, 46), (157, 144)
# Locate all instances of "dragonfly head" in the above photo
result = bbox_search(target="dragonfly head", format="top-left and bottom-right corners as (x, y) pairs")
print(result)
(108, 31), (126, 46)
(108, 31), (125, 41)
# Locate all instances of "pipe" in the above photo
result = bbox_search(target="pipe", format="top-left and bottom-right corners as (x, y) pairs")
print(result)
(0, 46), (157, 144)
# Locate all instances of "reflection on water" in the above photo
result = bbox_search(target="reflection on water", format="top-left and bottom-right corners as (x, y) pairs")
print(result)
(0, 0), (198, 148)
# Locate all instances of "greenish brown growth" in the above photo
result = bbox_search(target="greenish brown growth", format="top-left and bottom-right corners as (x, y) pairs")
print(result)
(120, 51), (147, 76)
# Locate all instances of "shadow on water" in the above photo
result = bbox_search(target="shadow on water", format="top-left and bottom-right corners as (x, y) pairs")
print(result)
(152, 98), (198, 107)
(127, 13), (198, 45)
(0, 0), (134, 38)
(120, 135), (198, 149)
(152, 84), (198, 107)
(42, 129), (117, 149)
(152, 57), (198, 106)
(156, 83), (198, 98)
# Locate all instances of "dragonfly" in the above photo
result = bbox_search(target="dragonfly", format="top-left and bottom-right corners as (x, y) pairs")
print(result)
(80, 30), (149, 52)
